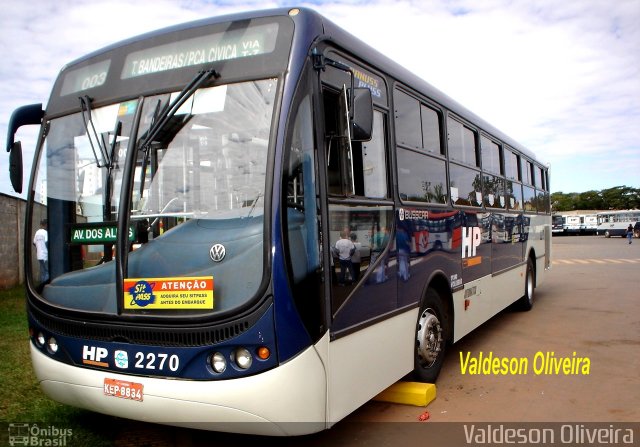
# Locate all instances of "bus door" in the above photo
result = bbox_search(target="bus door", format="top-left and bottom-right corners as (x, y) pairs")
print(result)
(321, 85), (396, 333)
(315, 53), (401, 423)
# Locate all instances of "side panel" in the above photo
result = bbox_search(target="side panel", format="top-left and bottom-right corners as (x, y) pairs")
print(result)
(452, 263), (526, 342)
(453, 213), (550, 342)
(326, 308), (416, 424)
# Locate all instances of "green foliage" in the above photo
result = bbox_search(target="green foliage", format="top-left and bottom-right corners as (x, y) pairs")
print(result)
(551, 186), (640, 212)
(0, 287), (113, 446)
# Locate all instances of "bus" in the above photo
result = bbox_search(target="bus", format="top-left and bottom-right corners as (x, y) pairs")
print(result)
(552, 214), (565, 235)
(6, 7), (551, 436)
(582, 214), (598, 235)
(564, 214), (597, 235)
(596, 210), (640, 238)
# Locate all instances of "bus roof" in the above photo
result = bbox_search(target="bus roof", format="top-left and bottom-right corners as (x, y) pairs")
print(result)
(55, 7), (542, 165)
(596, 209), (640, 215)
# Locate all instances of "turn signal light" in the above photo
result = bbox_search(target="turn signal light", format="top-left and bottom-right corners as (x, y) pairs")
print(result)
(257, 346), (270, 360)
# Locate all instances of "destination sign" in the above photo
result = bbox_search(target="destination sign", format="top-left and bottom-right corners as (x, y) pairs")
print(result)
(70, 223), (136, 244)
(324, 51), (388, 106)
(60, 60), (111, 96)
(121, 22), (279, 79)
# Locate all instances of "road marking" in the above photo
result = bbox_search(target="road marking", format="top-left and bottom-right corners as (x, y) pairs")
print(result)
(553, 258), (640, 265)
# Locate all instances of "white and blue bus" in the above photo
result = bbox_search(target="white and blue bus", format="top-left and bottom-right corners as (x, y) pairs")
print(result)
(596, 210), (640, 238)
(7, 7), (551, 435)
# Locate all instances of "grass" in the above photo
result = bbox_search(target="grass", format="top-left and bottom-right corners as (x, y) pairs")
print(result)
(0, 286), (113, 446)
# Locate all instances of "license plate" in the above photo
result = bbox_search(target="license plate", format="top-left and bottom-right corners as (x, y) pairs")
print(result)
(104, 378), (144, 402)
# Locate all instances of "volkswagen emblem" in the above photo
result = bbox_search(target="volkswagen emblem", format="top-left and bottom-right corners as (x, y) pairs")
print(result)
(209, 243), (226, 262)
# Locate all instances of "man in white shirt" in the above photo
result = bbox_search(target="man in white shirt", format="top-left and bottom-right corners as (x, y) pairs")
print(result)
(334, 229), (355, 285)
(33, 219), (49, 283)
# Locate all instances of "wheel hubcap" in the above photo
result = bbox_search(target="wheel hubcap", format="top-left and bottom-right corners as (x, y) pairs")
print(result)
(416, 308), (443, 367)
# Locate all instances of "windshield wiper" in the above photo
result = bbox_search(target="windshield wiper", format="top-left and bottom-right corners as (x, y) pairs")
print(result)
(137, 68), (220, 200)
(79, 95), (111, 168)
(246, 192), (263, 219)
(138, 68), (220, 152)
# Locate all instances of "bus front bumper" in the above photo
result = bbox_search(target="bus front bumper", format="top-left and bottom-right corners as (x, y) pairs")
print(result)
(30, 344), (327, 436)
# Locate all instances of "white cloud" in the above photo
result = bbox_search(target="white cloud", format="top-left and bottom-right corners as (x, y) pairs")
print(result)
(1, 0), (639, 195)
(319, 0), (640, 191)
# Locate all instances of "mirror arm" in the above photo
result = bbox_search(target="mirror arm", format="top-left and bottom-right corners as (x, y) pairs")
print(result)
(312, 51), (356, 119)
(6, 103), (44, 152)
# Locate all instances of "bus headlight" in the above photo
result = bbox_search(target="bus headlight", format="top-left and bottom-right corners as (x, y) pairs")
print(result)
(36, 332), (46, 347)
(210, 352), (227, 373)
(47, 337), (59, 354)
(234, 348), (253, 369)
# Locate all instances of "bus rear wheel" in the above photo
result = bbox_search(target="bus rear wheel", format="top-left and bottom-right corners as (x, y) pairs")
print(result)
(413, 288), (448, 383)
(517, 257), (535, 311)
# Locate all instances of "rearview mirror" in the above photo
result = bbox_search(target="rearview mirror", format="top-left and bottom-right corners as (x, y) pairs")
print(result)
(349, 88), (373, 141)
(6, 103), (43, 194)
(9, 141), (23, 194)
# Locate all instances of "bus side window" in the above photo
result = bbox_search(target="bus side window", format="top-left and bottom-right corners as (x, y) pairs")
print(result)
(325, 89), (388, 199)
(360, 112), (387, 198)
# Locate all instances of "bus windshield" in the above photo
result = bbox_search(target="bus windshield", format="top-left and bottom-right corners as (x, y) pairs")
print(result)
(30, 78), (277, 316)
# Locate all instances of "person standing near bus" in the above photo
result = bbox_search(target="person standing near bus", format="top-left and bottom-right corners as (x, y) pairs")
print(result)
(334, 230), (356, 285)
(626, 224), (633, 244)
(33, 219), (49, 283)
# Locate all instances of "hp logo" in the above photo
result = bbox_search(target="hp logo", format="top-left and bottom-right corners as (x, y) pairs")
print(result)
(209, 243), (226, 262)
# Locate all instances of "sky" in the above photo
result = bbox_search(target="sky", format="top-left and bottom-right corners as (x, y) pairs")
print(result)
(1, 0), (639, 197)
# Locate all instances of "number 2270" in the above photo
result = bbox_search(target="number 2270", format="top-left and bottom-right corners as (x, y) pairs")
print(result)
(134, 352), (179, 372)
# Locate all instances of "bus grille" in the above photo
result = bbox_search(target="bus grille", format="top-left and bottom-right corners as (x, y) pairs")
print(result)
(28, 300), (269, 347)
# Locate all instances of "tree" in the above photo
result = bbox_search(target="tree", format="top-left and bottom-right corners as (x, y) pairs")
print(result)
(575, 190), (603, 210)
(552, 186), (640, 212)
(551, 192), (576, 211)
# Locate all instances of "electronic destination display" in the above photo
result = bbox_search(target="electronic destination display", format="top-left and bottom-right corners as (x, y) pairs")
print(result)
(121, 22), (279, 79)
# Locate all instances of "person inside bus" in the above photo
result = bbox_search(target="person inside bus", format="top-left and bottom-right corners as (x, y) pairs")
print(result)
(33, 219), (49, 283)
(397, 226), (411, 281)
(371, 226), (390, 283)
(333, 229), (356, 285)
(350, 233), (362, 282)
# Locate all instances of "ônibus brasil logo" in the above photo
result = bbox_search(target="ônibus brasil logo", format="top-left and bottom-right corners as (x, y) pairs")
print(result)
(128, 280), (156, 307)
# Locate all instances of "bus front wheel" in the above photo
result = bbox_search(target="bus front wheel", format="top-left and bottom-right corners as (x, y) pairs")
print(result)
(413, 288), (448, 383)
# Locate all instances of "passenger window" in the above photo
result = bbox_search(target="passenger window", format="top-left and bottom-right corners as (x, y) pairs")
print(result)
(522, 160), (534, 186)
(537, 190), (549, 213)
(394, 90), (421, 149)
(504, 148), (519, 181)
(534, 165), (544, 190)
(421, 105), (443, 154)
(523, 186), (536, 212)
(506, 181), (523, 211)
(450, 163), (482, 207)
(483, 174), (506, 209)
(448, 118), (478, 166)
(362, 112), (388, 198)
(397, 149), (447, 204)
(481, 136), (502, 175)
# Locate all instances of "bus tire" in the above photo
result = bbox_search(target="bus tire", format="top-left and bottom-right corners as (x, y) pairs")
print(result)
(604, 230), (611, 238)
(517, 257), (535, 311)
(413, 288), (448, 383)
